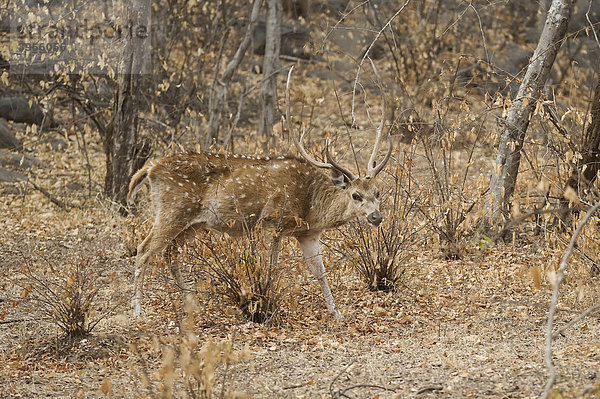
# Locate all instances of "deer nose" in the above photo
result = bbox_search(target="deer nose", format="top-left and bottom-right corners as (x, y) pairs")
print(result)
(367, 212), (383, 226)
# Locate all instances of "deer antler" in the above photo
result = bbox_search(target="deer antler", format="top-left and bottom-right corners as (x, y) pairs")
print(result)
(365, 99), (392, 179)
(325, 141), (358, 181)
(365, 60), (392, 179)
(286, 66), (358, 181)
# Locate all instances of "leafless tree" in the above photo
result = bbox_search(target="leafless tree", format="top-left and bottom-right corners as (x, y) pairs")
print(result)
(486, 0), (573, 225)
(258, 0), (282, 150)
(103, 0), (152, 207)
(563, 72), (600, 208)
(207, 0), (262, 149)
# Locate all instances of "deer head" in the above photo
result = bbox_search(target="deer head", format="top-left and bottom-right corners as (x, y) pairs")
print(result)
(285, 66), (392, 228)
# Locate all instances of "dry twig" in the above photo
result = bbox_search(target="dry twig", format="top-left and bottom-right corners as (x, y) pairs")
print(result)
(541, 200), (600, 399)
(417, 385), (444, 395)
(31, 182), (71, 211)
(329, 361), (395, 398)
(551, 302), (600, 339)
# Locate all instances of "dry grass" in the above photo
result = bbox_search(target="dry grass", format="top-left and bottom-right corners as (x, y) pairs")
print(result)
(1, 49), (599, 399)
(19, 256), (104, 338)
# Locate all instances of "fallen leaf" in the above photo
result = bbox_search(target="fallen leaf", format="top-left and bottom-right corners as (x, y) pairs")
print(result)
(101, 378), (112, 396)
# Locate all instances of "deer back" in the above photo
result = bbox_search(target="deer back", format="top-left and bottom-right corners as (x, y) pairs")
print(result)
(137, 152), (351, 237)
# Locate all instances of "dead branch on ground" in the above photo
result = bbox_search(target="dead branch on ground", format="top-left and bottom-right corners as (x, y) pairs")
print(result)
(541, 199), (600, 399)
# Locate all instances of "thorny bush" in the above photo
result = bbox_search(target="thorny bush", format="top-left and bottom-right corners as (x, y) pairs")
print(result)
(19, 256), (118, 338)
(189, 227), (286, 323)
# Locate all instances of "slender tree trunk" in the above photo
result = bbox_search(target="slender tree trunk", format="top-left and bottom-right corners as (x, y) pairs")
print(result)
(562, 72), (600, 206)
(206, 0), (261, 149)
(487, 0), (573, 224)
(104, 0), (151, 208)
(537, 0), (551, 36)
(258, 0), (282, 151)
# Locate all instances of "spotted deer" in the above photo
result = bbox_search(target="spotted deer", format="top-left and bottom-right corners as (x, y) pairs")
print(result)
(127, 68), (392, 319)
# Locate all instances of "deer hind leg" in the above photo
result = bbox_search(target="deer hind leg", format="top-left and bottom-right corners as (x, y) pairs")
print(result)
(164, 244), (185, 291)
(133, 229), (160, 317)
(133, 218), (189, 317)
(167, 225), (200, 294)
(297, 234), (343, 320)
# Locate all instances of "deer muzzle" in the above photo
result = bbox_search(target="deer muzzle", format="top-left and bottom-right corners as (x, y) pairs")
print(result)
(367, 211), (383, 226)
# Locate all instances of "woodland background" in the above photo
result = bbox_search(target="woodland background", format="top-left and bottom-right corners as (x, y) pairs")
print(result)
(1, 0), (600, 398)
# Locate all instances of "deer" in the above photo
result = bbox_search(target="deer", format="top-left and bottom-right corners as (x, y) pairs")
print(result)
(127, 67), (392, 319)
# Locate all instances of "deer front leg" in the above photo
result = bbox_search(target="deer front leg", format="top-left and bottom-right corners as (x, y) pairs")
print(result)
(297, 234), (343, 320)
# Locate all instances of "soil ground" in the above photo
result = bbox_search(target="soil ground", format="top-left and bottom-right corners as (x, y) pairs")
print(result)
(1, 205), (599, 398)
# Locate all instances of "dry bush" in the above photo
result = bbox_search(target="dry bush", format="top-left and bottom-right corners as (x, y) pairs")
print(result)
(418, 116), (487, 258)
(130, 304), (251, 399)
(189, 228), (287, 323)
(19, 256), (119, 338)
(338, 157), (423, 292)
(556, 209), (600, 277)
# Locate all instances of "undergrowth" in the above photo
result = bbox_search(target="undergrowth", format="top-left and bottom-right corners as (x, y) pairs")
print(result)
(130, 301), (251, 399)
(339, 156), (424, 292)
(418, 112), (487, 258)
(18, 255), (120, 338)
(189, 227), (286, 323)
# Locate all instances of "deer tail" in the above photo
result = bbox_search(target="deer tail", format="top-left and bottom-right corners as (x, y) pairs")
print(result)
(127, 163), (151, 204)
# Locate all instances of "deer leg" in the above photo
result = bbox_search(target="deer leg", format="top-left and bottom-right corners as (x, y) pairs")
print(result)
(164, 244), (185, 291)
(168, 226), (200, 297)
(297, 234), (343, 320)
(133, 230), (161, 317)
(133, 220), (188, 317)
(163, 242), (197, 317)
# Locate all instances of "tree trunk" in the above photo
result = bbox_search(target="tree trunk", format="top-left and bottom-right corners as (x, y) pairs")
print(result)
(258, 0), (282, 151)
(104, 0), (151, 208)
(537, 0), (551, 36)
(487, 0), (573, 224)
(206, 0), (261, 149)
(563, 72), (600, 204)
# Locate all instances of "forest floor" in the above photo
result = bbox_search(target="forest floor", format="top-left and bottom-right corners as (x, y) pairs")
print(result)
(1, 213), (599, 399)
(1, 85), (600, 399)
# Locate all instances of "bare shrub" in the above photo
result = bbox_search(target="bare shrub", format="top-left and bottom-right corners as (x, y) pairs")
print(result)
(418, 115), (486, 258)
(19, 256), (118, 338)
(338, 158), (423, 292)
(130, 304), (251, 398)
(189, 228), (286, 323)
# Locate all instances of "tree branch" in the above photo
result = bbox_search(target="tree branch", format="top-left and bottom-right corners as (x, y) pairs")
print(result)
(542, 199), (600, 399)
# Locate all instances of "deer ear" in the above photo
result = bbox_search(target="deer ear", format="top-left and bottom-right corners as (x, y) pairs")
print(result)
(330, 168), (349, 189)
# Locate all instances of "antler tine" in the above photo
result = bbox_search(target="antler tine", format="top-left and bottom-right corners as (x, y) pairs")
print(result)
(286, 66), (354, 175)
(365, 59), (392, 179)
(325, 140), (358, 181)
(365, 96), (392, 179)
(296, 128), (332, 169)
(366, 133), (392, 179)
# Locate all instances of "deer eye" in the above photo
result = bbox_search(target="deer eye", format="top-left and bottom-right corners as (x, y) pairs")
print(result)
(375, 190), (380, 199)
(352, 193), (363, 202)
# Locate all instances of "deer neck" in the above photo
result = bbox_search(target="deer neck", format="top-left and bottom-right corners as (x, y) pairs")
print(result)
(306, 177), (353, 231)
